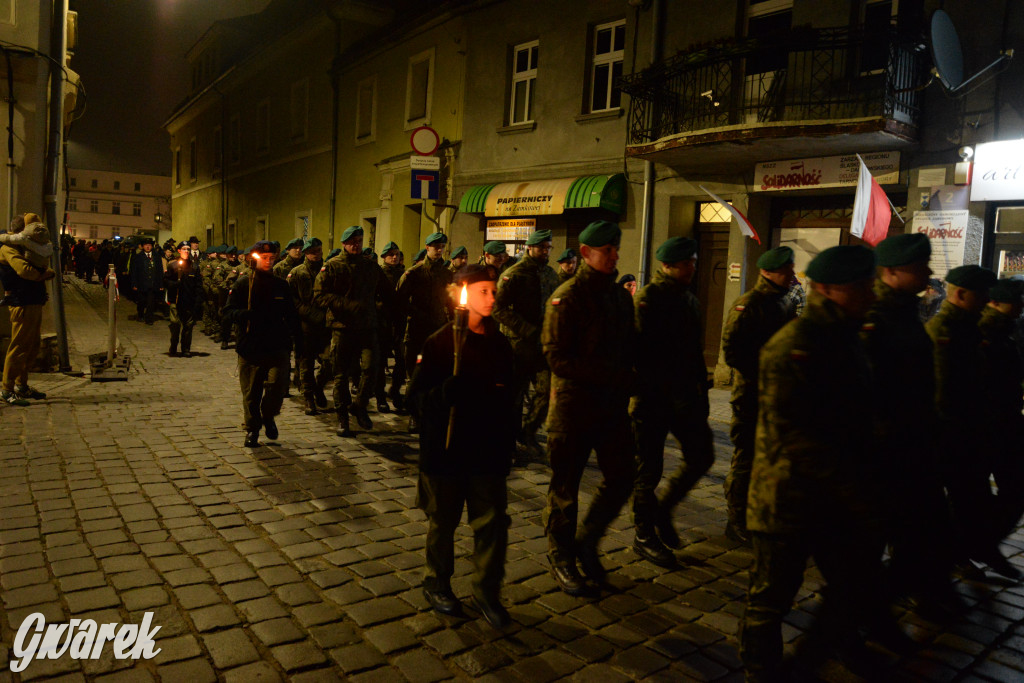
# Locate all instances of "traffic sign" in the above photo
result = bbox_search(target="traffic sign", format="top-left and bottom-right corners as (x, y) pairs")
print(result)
(411, 170), (439, 200)
(410, 155), (440, 170)
(410, 126), (440, 155)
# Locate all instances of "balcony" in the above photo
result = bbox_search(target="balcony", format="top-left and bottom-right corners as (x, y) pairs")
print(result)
(617, 26), (928, 171)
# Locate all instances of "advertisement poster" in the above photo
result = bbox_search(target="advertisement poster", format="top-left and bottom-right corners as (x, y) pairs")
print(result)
(911, 209), (969, 279)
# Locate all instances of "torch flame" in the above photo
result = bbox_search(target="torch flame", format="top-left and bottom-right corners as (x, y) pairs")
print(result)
(178, 259), (184, 265)
(459, 284), (467, 306)
(252, 252), (260, 260)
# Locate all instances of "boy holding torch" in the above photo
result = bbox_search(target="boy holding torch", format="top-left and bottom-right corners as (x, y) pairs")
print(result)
(407, 264), (516, 628)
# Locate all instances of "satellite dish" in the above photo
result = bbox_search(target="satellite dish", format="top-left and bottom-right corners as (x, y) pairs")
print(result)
(929, 9), (1013, 95)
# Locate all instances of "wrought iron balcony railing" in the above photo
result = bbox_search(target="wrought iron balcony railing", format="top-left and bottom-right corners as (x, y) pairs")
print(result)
(617, 26), (927, 146)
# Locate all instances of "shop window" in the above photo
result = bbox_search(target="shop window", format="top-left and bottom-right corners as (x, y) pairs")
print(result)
(510, 40), (538, 125)
(590, 20), (624, 112)
(405, 48), (434, 126)
(356, 75), (377, 142)
(70, 177), (76, 187)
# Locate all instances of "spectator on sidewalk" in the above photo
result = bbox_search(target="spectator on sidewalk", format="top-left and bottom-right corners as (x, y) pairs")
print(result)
(130, 237), (163, 324)
(0, 212), (55, 406)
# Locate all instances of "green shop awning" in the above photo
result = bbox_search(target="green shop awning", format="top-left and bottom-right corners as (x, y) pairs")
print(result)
(458, 174), (626, 217)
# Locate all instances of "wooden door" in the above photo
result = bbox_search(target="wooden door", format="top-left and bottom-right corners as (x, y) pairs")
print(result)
(695, 224), (731, 370)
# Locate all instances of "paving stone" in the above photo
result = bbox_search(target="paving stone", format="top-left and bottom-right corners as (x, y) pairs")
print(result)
(121, 586), (170, 611)
(59, 572), (107, 593)
(190, 604), (241, 631)
(252, 617), (306, 647)
(292, 601), (346, 628)
(608, 645), (671, 678)
(346, 596), (416, 627)
(275, 581), (319, 606)
(392, 648), (454, 682)
(330, 643), (388, 674)
(222, 579), (271, 603)
(272, 640), (328, 671)
(157, 657), (217, 683)
(209, 563), (258, 584)
(153, 635), (203, 664)
(65, 587), (119, 613)
(173, 584), (222, 609)
(202, 628), (260, 669)
(364, 621), (419, 654)
(563, 634), (617, 663)
(223, 661), (284, 683)
(237, 596), (290, 623)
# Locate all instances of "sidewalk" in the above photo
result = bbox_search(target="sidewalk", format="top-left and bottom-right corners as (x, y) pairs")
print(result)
(0, 275), (1023, 681)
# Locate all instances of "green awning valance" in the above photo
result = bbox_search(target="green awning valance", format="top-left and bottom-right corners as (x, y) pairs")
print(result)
(458, 173), (626, 216)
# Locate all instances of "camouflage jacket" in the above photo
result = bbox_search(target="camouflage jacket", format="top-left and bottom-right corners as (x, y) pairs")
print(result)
(382, 263), (405, 290)
(558, 269), (574, 285)
(630, 269), (709, 415)
(287, 258), (327, 329)
(861, 280), (936, 446)
(721, 275), (791, 414)
(925, 299), (985, 426)
(493, 253), (559, 369)
(747, 290), (875, 534)
(273, 253), (303, 280)
(314, 251), (393, 331)
(542, 263), (635, 432)
(395, 256), (453, 338)
(979, 306), (1024, 421)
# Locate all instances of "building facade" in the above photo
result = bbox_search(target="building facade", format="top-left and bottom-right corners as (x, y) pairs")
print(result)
(65, 169), (171, 243)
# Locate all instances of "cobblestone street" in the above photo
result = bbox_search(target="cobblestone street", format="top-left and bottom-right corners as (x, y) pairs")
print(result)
(2, 276), (1024, 681)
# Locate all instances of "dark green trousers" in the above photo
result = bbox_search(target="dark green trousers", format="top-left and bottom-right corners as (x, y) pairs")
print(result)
(297, 326), (330, 396)
(330, 328), (377, 410)
(237, 353), (289, 432)
(417, 472), (509, 599)
(724, 400), (756, 531)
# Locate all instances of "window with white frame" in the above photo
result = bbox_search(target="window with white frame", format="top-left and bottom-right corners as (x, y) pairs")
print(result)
(590, 21), (625, 112)
(229, 115), (240, 164)
(356, 75), (377, 142)
(213, 126), (223, 173)
(256, 100), (270, 155)
(68, 198), (77, 211)
(290, 79), (308, 141)
(111, 226), (120, 237)
(510, 40), (538, 125)
(90, 200), (98, 213)
(405, 48), (434, 125)
(112, 202), (120, 215)
(132, 203), (141, 216)
(89, 226), (97, 239)
(189, 137), (197, 181)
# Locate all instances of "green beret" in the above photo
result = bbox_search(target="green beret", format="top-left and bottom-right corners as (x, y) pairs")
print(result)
(526, 229), (553, 246)
(285, 237), (305, 251)
(805, 245), (876, 284)
(655, 236), (697, 263)
(362, 247), (375, 256)
(989, 278), (1024, 303)
(756, 246), (795, 271)
(302, 237), (322, 252)
(217, 243), (228, 252)
(326, 248), (341, 260)
(579, 220), (620, 247)
(454, 264), (499, 286)
(414, 248), (427, 262)
(875, 233), (931, 267)
(270, 241), (280, 251)
(556, 248), (576, 263)
(483, 240), (507, 255)
(381, 241), (399, 254)
(450, 245), (468, 259)
(340, 226), (363, 243)
(208, 245), (221, 254)
(946, 264), (997, 291)
(226, 246), (238, 255)
(425, 232), (447, 246)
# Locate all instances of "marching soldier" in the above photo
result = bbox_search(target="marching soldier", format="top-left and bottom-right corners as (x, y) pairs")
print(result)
(215, 246), (238, 349)
(482, 241), (510, 273)
(274, 237), (305, 278)
(493, 229), (559, 453)
(741, 246), (904, 681)
(163, 241), (204, 358)
(288, 237), (329, 415)
(448, 245), (468, 273)
(542, 220), (635, 595)
(314, 226), (394, 436)
(630, 237), (715, 567)
(201, 246), (221, 337)
(555, 248), (578, 283)
(721, 247), (795, 543)
(379, 241), (407, 409)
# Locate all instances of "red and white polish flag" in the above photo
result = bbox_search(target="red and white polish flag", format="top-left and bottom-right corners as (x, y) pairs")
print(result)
(850, 155), (892, 247)
(699, 186), (761, 245)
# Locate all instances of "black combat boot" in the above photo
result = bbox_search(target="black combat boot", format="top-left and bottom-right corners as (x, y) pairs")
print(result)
(303, 393), (317, 416)
(314, 387), (328, 409)
(376, 395), (391, 413)
(169, 329), (179, 357)
(336, 409), (353, 437)
(352, 404), (373, 430)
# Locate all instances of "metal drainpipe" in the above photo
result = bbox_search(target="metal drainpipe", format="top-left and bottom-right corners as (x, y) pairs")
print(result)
(327, 17), (341, 250)
(212, 84), (227, 243)
(43, 0), (71, 371)
(637, 0), (663, 287)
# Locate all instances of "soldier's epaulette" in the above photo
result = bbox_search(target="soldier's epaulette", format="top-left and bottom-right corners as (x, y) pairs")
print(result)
(551, 298), (561, 306)
(734, 304), (745, 311)
(789, 349), (809, 361)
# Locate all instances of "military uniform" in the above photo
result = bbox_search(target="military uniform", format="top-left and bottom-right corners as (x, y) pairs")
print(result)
(493, 249), (559, 443)
(288, 253), (329, 413)
(273, 253), (304, 279)
(163, 248), (204, 357)
(721, 275), (791, 536)
(200, 250), (221, 336)
(380, 260), (407, 403)
(542, 258), (636, 582)
(396, 255), (453, 372)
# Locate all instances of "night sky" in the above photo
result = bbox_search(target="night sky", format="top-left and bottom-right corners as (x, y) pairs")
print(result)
(66, 0), (270, 177)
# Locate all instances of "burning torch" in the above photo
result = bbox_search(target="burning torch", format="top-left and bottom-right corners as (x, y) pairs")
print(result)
(247, 252), (261, 333)
(445, 283), (468, 449)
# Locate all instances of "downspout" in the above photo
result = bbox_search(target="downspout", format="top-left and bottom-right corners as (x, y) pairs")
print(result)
(327, 16), (342, 250)
(2, 47), (14, 229)
(212, 84), (227, 243)
(43, 0), (71, 371)
(638, 0), (663, 286)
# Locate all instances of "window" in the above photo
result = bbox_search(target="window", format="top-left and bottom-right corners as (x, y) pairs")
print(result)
(70, 177), (76, 187)
(746, 0), (793, 74)
(69, 227), (76, 237)
(134, 182), (140, 192)
(132, 203), (141, 216)
(111, 226), (119, 237)
(90, 178), (97, 188)
(590, 21), (625, 112)
(256, 100), (270, 155)
(114, 180), (120, 190)
(213, 126), (223, 173)
(68, 198), (77, 211)
(355, 75), (377, 142)
(405, 48), (434, 125)
(510, 41), (538, 124)
(861, 0), (895, 72)
(89, 200), (98, 213)
(174, 146), (181, 186)
(229, 115), (240, 164)
(88, 226), (97, 239)
(290, 79), (308, 141)
(189, 137), (197, 181)
(112, 202), (120, 215)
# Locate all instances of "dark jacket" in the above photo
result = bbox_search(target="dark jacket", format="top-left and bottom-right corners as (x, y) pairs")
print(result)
(163, 256), (204, 313)
(313, 251), (394, 331)
(979, 305), (1024, 423)
(222, 268), (302, 362)
(493, 253), (559, 373)
(407, 318), (516, 476)
(396, 256), (453, 340)
(0, 245), (50, 306)
(130, 250), (163, 291)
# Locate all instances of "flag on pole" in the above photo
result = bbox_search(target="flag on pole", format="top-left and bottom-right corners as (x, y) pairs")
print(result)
(699, 186), (760, 244)
(850, 155), (894, 247)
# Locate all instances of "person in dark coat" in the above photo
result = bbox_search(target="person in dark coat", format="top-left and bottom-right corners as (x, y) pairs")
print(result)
(163, 241), (204, 358)
(222, 241), (303, 448)
(407, 264), (516, 628)
(130, 238), (163, 324)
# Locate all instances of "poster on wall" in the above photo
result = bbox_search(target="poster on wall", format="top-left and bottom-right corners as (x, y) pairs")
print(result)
(911, 209), (969, 279)
(753, 151), (900, 192)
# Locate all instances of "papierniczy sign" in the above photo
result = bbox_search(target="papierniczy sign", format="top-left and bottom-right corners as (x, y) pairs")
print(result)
(9, 612), (161, 672)
(754, 152), (900, 192)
